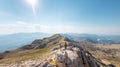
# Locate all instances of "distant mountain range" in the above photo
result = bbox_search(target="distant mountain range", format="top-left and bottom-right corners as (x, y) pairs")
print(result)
(0, 33), (51, 52)
(62, 33), (120, 44)
(0, 33), (120, 52)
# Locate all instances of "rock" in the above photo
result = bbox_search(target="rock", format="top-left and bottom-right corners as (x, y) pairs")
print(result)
(39, 45), (100, 67)
(39, 61), (49, 67)
(108, 64), (116, 67)
(0, 54), (4, 59)
(51, 48), (59, 51)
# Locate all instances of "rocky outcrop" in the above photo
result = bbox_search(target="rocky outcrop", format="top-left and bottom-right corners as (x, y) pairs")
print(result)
(0, 45), (99, 67)
(39, 45), (100, 67)
(39, 45), (116, 67)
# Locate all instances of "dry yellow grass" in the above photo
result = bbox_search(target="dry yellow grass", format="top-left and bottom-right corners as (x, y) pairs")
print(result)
(0, 45), (58, 64)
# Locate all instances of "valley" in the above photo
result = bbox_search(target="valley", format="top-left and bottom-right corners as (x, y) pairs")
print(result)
(81, 44), (120, 67)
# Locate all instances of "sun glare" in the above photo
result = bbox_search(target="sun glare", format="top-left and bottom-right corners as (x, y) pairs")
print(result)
(26, 0), (37, 6)
(26, 0), (38, 15)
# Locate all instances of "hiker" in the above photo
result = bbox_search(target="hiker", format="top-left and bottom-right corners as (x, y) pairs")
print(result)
(64, 42), (68, 49)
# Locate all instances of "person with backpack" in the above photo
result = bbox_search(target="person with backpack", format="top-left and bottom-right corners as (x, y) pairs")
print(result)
(64, 42), (68, 49)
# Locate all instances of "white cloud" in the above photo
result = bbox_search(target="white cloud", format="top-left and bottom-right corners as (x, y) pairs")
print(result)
(0, 24), (34, 35)
(0, 21), (119, 35)
(0, 21), (77, 35)
(16, 21), (28, 25)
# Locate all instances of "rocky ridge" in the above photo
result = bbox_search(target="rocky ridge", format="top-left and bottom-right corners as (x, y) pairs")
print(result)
(0, 34), (116, 67)
(20, 34), (70, 50)
(0, 45), (98, 67)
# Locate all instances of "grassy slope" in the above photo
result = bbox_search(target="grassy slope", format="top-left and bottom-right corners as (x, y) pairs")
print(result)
(0, 45), (58, 64)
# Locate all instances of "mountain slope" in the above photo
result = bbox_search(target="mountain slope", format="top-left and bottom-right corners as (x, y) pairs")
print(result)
(0, 34), (72, 66)
(20, 34), (71, 50)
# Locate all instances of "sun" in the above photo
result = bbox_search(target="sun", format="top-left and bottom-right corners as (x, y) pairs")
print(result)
(26, 0), (38, 15)
(26, 0), (37, 7)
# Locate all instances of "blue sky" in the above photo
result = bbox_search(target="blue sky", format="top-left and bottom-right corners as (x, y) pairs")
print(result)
(0, 0), (120, 35)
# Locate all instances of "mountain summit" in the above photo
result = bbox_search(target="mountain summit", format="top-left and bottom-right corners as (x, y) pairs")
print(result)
(20, 34), (70, 50)
(0, 34), (116, 67)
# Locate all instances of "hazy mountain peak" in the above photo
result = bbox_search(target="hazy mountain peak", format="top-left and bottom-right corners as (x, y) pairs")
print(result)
(51, 34), (62, 38)
(19, 34), (70, 50)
